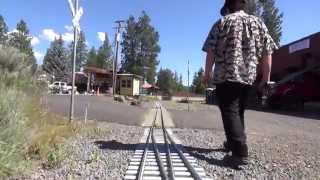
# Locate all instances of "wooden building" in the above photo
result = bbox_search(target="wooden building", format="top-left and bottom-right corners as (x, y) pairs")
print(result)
(82, 67), (113, 94)
(117, 74), (143, 96)
(271, 32), (320, 81)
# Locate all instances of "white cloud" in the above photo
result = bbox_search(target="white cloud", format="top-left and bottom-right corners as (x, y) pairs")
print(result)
(97, 32), (106, 42)
(34, 51), (44, 64)
(62, 32), (73, 43)
(40, 28), (74, 43)
(31, 36), (40, 46)
(8, 29), (18, 34)
(41, 29), (59, 42)
(64, 25), (73, 32)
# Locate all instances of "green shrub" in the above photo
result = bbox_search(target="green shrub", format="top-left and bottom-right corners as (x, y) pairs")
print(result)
(0, 46), (31, 176)
(0, 43), (80, 177)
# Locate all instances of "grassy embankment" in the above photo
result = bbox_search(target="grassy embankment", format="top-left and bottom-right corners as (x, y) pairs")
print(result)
(0, 45), (91, 177)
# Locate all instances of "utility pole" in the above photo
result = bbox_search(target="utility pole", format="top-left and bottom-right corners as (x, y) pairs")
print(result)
(113, 20), (125, 96)
(68, 0), (83, 122)
(187, 60), (190, 112)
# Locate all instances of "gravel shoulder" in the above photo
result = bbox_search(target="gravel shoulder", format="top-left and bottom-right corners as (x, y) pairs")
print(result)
(163, 101), (320, 179)
(173, 128), (320, 179)
(26, 122), (144, 180)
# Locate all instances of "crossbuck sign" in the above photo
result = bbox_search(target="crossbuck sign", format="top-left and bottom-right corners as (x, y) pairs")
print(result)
(68, 0), (83, 32)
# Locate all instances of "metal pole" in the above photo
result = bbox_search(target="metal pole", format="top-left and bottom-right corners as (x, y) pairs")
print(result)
(187, 60), (190, 112)
(113, 30), (119, 95)
(69, 0), (78, 122)
(113, 20), (125, 96)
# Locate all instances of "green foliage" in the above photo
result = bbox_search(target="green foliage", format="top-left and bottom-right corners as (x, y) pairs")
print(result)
(96, 34), (113, 69)
(191, 68), (205, 94)
(86, 47), (98, 67)
(260, 0), (283, 47)
(156, 68), (185, 94)
(0, 24), (80, 178)
(156, 68), (175, 94)
(0, 45), (32, 88)
(0, 46), (33, 176)
(42, 36), (69, 81)
(68, 31), (88, 71)
(8, 20), (36, 71)
(86, 34), (113, 69)
(177, 74), (185, 92)
(0, 15), (8, 45)
(121, 11), (161, 83)
(246, 0), (283, 46)
(46, 145), (67, 169)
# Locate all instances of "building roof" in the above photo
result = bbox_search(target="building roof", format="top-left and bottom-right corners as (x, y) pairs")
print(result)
(281, 32), (320, 47)
(117, 73), (144, 80)
(83, 67), (112, 75)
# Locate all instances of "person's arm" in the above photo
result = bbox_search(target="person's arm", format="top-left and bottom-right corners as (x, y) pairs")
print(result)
(259, 54), (272, 88)
(204, 50), (215, 86)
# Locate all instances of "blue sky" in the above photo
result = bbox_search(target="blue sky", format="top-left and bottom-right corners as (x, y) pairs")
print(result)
(1, 0), (319, 84)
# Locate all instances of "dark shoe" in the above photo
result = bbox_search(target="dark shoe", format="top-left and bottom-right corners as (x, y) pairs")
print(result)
(223, 141), (231, 152)
(230, 155), (249, 165)
(223, 154), (249, 169)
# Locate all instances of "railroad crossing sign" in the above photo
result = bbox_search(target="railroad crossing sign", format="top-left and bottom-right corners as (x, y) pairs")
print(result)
(67, 0), (83, 122)
(67, 0), (83, 32)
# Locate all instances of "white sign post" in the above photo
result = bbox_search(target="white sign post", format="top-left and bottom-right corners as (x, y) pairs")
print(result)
(68, 0), (83, 122)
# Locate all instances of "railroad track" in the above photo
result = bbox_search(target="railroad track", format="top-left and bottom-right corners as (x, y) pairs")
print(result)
(124, 104), (211, 180)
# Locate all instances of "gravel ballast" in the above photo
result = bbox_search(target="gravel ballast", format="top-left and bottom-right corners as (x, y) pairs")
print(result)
(28, 122), (144, 180)
(173, 128), (320, 179)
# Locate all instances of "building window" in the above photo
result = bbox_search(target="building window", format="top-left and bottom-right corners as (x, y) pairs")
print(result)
(127, 80), (132, 88)
(121, 80), (126, 88)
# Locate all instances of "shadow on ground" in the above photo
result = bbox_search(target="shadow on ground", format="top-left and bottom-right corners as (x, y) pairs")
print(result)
(94, 140), (243, 170)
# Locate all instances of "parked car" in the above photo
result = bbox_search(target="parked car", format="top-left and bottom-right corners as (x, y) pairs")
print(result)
(268, 72), (320, 109)
(49, 81), (76, 94)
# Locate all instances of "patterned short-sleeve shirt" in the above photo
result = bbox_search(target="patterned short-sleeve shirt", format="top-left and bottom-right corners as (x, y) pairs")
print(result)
(202, 10), (277, 85)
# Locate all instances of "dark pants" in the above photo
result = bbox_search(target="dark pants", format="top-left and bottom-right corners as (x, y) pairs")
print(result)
(216, 81), (251, 157)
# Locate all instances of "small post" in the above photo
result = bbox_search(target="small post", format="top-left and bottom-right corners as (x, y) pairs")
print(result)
(84, 103), (89, 124)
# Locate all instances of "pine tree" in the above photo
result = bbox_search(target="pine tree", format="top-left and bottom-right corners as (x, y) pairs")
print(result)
(96, 33), (113, 70)
(86, 47), (98, 67)
(246, 0), (283, 46)
(8, 20), (36, 70)
(173, 71), (179, 91)
(121, 11), (161, 83)
(68, 31), (88, 71)
(156, 68), (175, 94)
(246, 0), (262, 16)
(43, 36), (69, 81)
(191, 68), (205, 94)
(176, 74), (185, 92)
(0, 15), (8, 45)
(260, 0), (283, 47)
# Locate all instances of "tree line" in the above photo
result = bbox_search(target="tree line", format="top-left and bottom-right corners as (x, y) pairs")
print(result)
(0, 0), (283, 94)
(42, 31), (113, 81)
(0, 16), (37, 72)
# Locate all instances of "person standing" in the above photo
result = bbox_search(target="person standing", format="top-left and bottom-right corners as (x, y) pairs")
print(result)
(202, 0), (277, 165)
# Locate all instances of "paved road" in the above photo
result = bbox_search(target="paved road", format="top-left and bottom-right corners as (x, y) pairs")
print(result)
(161, 101), (320, 137)
(47, 95), (149, 126)
(46, 95), (320, 135)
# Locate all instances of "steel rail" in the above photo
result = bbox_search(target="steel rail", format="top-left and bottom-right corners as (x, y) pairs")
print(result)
(151, 125), (168, 180)
(161, 107), (202, 180)
(137, 106), (158, 180)
(160, 106), (175, 180)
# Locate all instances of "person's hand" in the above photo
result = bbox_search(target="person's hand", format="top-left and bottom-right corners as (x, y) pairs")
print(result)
(203, 72), (212, 87)
(257, 80), (267, 92)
